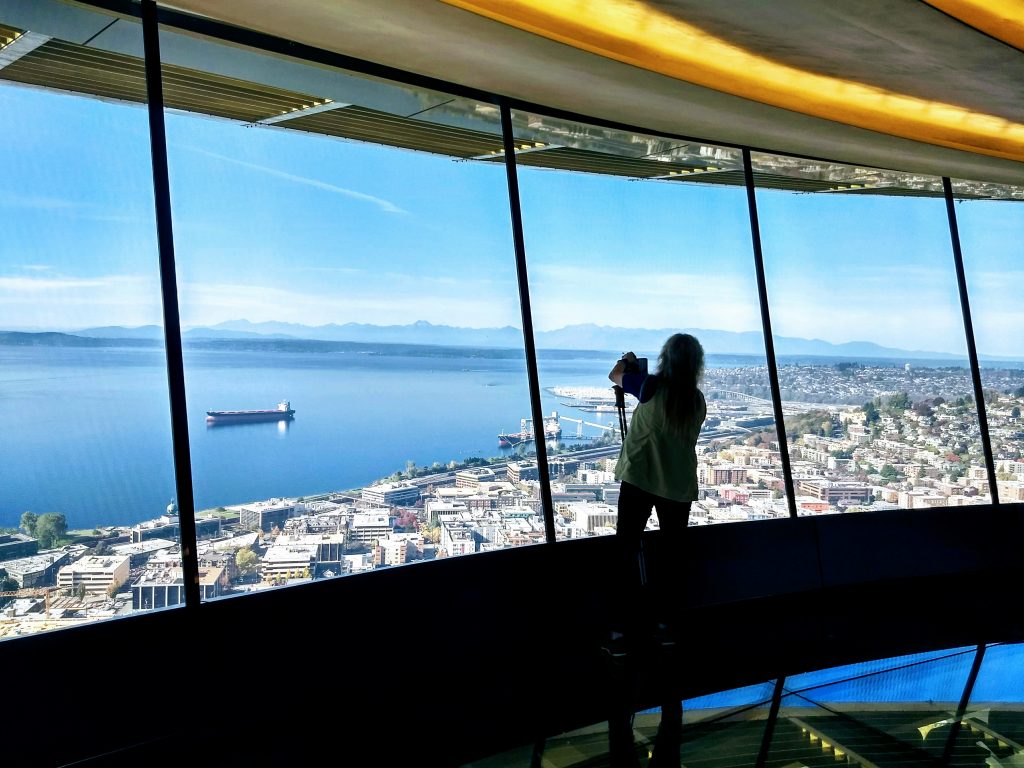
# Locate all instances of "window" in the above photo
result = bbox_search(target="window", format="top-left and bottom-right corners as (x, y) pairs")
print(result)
(0, 6), (180, 636)
(511, 112), (786, 531)
(157, 25), (535, 595)
(951, 181), (1024, 505)
(755, 154), (985, 514)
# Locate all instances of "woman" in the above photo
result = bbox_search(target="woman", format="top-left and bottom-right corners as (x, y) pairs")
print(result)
(604, 333), (706, 767)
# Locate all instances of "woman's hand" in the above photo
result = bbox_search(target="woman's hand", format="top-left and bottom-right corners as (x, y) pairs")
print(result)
(608, 351), (636, 386)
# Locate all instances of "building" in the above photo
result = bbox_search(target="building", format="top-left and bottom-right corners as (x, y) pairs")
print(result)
(455, 467), (497, 488)
(360, 481), (421, 507)
(348, 512), (393, 548)
(797, 479), (872, 505)
(507, 461), (540, 483)
(237, 499), (303, 533)
(56, 555), (130, 595)
(440, 521), (477, 557)
(373, 537), (409, 567)
(0, 534), (38, 563)
(131, 566), (223, 609)
(0, 551), (70, 589)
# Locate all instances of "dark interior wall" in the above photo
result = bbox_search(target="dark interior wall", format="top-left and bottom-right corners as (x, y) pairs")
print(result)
(5, 505), (1022, 767)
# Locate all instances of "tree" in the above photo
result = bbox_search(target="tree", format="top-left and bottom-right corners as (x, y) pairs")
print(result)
(19, 511), (38, 536)
(862, 401), (880, 425)
(880, 464), (900, 480)
(887, 392), (910, 411)
(1012, 406), (1021, 419)
(0, 569), (17, 593)
(34, 513), (67, 549)
(235, 548), (259, 577)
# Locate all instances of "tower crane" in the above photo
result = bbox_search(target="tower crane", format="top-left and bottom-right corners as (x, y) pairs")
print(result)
(0, 586), (54, 618)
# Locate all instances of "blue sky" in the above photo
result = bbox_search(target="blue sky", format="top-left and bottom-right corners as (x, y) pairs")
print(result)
(0, 82), (1021, 357)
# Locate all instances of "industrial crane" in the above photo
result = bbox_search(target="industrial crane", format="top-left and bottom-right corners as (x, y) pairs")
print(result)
(558, 415), (584, 438)
(0, 586), (54, 618)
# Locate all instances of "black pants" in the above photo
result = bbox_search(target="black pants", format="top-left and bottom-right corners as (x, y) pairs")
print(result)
(612, 480), (691, 637)
(608, 481), (690, 766)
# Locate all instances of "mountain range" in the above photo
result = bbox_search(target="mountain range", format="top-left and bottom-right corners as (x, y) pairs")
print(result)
(55, 320), (976, 361)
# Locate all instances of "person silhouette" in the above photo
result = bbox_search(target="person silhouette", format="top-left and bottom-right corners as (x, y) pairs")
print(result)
(603, 334), (707, 768)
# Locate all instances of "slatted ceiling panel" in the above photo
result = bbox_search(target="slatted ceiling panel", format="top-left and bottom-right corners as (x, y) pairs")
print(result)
(0, 28), (980, 199)
(0, 37), (317, 122)
(284, 105), (505, 158)
(0, 23), (21, 42)
(1, 40), (149, 104)
(512, 146), (698, 177)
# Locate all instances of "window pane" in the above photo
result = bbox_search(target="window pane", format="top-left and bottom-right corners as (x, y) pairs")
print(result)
(755, 154), (986, 515)
(157, 26), (533, 595)
(512, 111), (789, 532)
(0, 7), (182, 637)
(950, 182), (1024, 505)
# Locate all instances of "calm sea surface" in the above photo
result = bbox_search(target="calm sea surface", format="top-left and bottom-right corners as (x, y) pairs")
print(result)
(2, 342), (1009, 532)
(0, 343), (634, 530)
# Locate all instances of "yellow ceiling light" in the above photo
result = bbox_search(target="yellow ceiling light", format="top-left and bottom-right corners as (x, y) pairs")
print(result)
(923, 0), (1024, 51)
(441, 0), (1024, 162)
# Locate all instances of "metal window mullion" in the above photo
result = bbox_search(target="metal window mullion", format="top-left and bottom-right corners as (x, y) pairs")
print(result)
(942, 643), (987, 764)
(743, 149), (798, 518)
(141, 0), (200, 608)
(755, 677), (786, 768)
(943, 177), (999, 506)
(499, 102), (555, 543)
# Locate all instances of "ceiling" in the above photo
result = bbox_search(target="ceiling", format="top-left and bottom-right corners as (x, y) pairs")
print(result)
(153, 0), (1024, 186)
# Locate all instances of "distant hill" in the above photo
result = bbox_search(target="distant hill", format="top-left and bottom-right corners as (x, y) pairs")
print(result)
(3, 320), (986, 362)
(204, 320), (965, 360)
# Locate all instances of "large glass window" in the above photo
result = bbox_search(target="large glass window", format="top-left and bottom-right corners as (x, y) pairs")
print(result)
(755, 155), (985, 515)
(157, 27), (534, 595)
(0, 6), (181, 636)
(512, 112), (787, 533)
(951, 182), (1024, 505)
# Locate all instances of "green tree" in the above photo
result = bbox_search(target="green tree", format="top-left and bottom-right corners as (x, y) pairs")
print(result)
(1012, 406), (1021, 419)
(862, 401), (880, 424)
(235, 548), (259, 577)
(19, 511), (38, 536)
(887, 392), (910, 411)
(34, 513), (67, 549)
(0, 569), (17, 593)
(880, 464), (900, 480)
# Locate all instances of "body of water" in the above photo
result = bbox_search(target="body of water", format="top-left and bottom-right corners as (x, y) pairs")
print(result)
(1, 341), (1016, 532)
(0, 343), (630, 530)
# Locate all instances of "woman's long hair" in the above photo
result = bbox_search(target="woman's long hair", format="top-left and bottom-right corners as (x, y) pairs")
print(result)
(656, 333), (705, 434)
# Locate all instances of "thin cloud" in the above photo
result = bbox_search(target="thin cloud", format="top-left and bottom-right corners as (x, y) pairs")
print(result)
(181, 146), (407, 214)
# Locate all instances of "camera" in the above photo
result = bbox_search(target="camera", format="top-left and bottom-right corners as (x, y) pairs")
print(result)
(622, 356), (648, 376)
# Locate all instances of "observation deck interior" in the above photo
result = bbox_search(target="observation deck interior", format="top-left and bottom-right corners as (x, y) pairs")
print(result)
(2, 1), (1024, 766)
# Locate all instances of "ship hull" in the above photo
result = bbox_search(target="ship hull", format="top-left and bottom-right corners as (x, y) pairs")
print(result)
(206, 410), (295, 423)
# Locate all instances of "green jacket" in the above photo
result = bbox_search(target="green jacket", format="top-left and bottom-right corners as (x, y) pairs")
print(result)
(614, 386), (707, 501)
